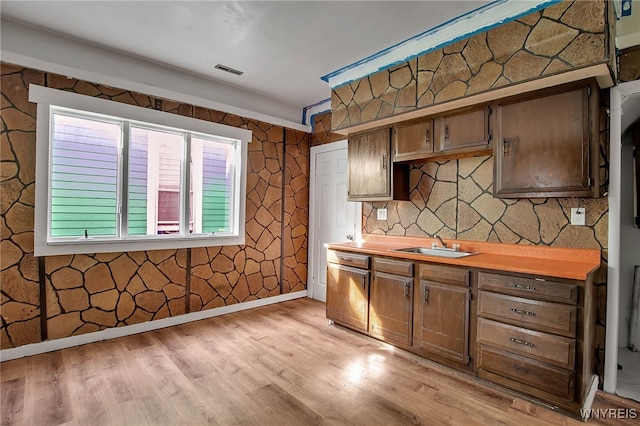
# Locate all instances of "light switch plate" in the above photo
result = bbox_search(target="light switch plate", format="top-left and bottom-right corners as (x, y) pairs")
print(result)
(377, 208), (387, 220)
(571, 207), (586, 226)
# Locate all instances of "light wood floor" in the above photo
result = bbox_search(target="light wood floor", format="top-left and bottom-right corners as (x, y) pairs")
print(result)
(2, 298), (639, 425)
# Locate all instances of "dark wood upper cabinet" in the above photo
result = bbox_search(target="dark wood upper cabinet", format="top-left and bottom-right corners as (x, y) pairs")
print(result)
(348, 128), (409, 201)
(493, 81), (599, 198)
(393, 106), (491, 163)
(394, 120), (433, 162)
(434, 106), (490, 153)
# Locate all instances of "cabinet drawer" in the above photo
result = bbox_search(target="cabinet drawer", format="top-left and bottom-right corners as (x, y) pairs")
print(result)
(374, 257), (414, 277)
(478, 345), (576, 400)
(478, 292), (577, 337)
(420, 264), (469, 286)
(478, 272), (578, 304)
(477, 318), (575, 369)
(327, 250), (370, 269)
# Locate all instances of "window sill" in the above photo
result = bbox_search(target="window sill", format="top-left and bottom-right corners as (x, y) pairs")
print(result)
(35, 234), (246, 256)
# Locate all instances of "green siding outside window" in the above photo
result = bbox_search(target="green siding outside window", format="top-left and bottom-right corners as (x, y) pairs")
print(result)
(50, 114), (120, 238)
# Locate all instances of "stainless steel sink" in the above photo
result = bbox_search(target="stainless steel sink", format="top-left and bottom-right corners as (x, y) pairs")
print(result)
(392, 247), (478, 258)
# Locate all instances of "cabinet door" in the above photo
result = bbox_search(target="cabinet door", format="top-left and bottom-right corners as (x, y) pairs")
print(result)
(348, 128), (391, 200)
(394, 120), (433, 162)
(413, 280), (470, 365)
(494, 84), (594, 198)
(434, 106), (490, 152)
(369, 272), (413, 346)
(326, 263), (369, 332)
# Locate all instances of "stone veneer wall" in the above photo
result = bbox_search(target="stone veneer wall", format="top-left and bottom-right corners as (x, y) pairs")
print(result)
(363, 150), (609, 377)
(363, 156), (608, 248)
(310, 112), (344, 147)
(0, 63), (309, 349)
(332, 0), (609, 130)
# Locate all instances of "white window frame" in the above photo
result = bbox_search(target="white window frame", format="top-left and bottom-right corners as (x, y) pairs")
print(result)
(30, 84), (250, 256)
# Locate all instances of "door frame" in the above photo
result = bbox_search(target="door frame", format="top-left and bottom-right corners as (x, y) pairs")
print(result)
(307, 140), (362, 300)
(605, 79), (640, 393)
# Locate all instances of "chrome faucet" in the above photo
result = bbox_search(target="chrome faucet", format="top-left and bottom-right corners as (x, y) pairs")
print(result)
(435, 235), (447, 248)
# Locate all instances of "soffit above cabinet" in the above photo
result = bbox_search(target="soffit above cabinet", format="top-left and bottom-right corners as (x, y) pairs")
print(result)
(334, 64), (613, 136)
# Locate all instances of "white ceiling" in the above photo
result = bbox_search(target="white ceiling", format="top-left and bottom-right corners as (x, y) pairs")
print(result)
(2, 1), (637, 128)
(0, 1), (491, 108)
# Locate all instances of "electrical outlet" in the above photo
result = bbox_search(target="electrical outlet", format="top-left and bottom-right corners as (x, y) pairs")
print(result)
(571, 207), (586, 226)
(377, 208), (387, 220)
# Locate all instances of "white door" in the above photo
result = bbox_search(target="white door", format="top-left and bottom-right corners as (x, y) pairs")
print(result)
(308, 140), (361, 302)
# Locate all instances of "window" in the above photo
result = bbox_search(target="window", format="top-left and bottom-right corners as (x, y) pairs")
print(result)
(30, 85), (250, 256)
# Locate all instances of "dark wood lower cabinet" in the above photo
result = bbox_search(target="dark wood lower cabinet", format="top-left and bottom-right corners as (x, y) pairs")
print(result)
(476, 271), (593, 414)
(369, 271), (413, 346)
(478, 345), (576, 401)
(326, 250), (596, 416)
(326, 263), (369, 332)
(413, 280), (470, 365)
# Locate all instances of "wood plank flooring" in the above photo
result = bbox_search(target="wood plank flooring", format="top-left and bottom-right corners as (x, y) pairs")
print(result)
(2, 298), (639, 425)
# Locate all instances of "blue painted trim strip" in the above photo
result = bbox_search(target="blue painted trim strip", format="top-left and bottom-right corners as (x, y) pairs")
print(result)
(306, 98), (332, 109)
(302, 98), (331, 124)
(322, 0), (562, 87)
(302, 98), (331, 126)
(321, 0), (506, 82)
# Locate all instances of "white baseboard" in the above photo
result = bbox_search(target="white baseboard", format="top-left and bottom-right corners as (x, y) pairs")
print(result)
(580, 374), (600, 420)
(0, 291), (307, 362)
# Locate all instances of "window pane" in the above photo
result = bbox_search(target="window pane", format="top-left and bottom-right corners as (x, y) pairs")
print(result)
(128, 127), (184, 235)
(50, 114), (120, 238)
(192, 137), (234, 234)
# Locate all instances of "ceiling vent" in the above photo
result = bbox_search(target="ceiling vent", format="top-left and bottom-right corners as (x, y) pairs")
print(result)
(214, 64), (244, 76)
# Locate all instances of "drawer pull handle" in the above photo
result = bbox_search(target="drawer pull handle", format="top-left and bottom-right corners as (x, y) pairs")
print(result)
(510, 308), (535, 316)
(508, 283), (536, 291)
(404, 283), (409, 299)
(360, 275), (366, 289)
(341, 257), (354, 263)
(423, 286), (429, 303)
(509, 337), (534, 347)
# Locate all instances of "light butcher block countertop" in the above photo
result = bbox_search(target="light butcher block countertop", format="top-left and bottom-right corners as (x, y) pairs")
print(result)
(327, 235), (601, 281)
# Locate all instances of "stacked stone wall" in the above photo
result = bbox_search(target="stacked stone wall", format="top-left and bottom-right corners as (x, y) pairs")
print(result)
(0, 63), (309, 348)
(332, 0), (609, 130)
